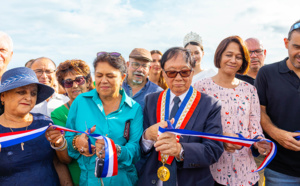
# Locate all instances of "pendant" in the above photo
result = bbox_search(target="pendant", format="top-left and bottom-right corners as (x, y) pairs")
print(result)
(21, 142), (24, 151)
(157, 165), (170, 182)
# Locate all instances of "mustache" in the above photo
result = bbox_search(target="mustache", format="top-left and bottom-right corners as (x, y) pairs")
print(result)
(133, 72), (145, 76)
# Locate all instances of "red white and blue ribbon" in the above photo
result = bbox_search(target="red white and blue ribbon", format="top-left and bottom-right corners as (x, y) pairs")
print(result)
(158, 126), (277, 173)
(0, 125), (118, 177)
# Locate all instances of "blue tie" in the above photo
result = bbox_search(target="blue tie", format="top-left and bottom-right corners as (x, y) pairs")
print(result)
(164, 96), (181, 186)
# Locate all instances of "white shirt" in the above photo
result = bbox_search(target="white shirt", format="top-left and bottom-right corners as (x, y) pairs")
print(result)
(31, 92), (69, 117)
(192, 68), (216, 85)
(141, 90), (189, 186)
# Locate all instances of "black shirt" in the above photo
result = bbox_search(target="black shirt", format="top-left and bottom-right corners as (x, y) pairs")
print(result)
(235, 74), (255, 85)
(255, 57), (300, 177)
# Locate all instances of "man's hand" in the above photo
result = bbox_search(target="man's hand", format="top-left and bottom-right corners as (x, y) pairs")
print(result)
(272, 128), (300, 151)
(144, 119), (174, 141)
(154, 132), (181, 158)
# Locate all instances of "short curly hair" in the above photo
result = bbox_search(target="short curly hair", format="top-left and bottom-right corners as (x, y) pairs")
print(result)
(56, 59), (94, 90)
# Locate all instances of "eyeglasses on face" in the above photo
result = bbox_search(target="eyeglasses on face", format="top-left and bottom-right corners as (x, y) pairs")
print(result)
(62, 76), (86, 88)
(97, 51), (122, 58)
(248, 49), (264, 56)
(163, 69), (193, 78)
(34, 69), (56, 76)
(130, 62), (150, 70)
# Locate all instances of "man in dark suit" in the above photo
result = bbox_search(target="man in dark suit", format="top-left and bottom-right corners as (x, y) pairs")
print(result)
(138, 47), (223, 186)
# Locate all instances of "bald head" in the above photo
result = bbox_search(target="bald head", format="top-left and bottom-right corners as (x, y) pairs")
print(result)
(30, 57), (57, 87)
(245, 38), (266, 76)
(0, 31), (14, 79)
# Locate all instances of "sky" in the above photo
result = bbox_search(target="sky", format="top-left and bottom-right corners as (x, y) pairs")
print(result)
(1, 0), (300, 74)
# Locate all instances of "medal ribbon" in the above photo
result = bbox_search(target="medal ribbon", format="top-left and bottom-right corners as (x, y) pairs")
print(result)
(0, 125), (118, 177)
(157, 86), (201, 164)
(158, 126), (277, 172)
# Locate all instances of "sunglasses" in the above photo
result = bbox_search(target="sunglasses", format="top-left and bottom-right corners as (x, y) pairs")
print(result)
(289, 22), (300, 34)
(164, 69), (193, 78)
(97, 52), (121, 57)
(62, 76), (86, 88)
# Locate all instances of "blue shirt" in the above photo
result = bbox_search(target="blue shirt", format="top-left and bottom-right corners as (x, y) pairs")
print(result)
(122, 79), (163, 109)
(65, 89), (143, 186)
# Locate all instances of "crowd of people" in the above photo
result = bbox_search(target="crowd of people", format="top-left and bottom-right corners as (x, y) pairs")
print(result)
(0, 19), (299, 186)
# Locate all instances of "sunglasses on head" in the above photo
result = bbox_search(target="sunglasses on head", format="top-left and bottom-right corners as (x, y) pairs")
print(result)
(62, 76), (86, 88)
(97, 52), (122, 57)
(163, 69), (193, 78)
(289, 22), (300, 34)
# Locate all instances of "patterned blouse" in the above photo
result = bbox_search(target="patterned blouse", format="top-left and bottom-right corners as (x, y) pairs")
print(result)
(194, 78), (262, 186)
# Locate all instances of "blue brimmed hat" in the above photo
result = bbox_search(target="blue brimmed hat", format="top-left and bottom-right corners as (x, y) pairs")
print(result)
(0, 67), (54, 105)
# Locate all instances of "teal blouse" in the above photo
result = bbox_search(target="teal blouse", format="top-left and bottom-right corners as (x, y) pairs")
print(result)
(65, 89), (143, 186)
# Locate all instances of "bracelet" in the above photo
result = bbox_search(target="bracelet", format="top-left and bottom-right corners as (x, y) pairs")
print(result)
(50, 137), (67, 151)
(72, 135), (80, 151)
(115, 144), (121, 157)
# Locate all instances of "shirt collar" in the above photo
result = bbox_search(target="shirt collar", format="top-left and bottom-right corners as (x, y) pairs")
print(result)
(83, 89), (133, 108)
(169, 89), (189, 104)
(279, 57), (291, 74)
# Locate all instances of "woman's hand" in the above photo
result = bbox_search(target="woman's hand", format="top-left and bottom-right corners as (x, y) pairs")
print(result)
(154, 132), (181, 157)
(95, 139), (105, 159)
(75, 126), (96, 157)
(223, 132), (243, 153)
(46, 124), (64, 147)
(144, 119), (174, 141)
(254, 137), (272, 156)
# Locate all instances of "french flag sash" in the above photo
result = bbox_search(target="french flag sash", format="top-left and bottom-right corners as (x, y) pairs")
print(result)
(158, 126), (277, 172)
(156, 86), (201, 165)
(0, 125), (118, 177)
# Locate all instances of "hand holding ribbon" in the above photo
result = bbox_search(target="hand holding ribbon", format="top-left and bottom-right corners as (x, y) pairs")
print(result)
(158, 121), (277, 173)
(45, 124), (65, 147)
(76, 125), (96, 157)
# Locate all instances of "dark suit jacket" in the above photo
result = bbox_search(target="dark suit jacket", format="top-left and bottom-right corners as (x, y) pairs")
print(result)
(138, 91), (224, 186)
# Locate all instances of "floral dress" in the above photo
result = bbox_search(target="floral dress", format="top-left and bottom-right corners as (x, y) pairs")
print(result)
(194, 78), (262, 186)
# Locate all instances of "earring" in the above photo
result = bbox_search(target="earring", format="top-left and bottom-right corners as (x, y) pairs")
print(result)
(1, 101), (4, 105)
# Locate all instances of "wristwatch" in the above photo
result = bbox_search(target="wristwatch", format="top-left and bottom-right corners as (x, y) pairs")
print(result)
(176, 145), (185, 162)
(116, 144), (121, 157)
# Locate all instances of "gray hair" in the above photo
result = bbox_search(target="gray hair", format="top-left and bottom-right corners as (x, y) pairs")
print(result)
(0, 31), (13, 51)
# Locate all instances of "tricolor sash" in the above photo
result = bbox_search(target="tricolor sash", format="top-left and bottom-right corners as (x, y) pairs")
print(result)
(0, 125), (118, 177)
(156, 86), (201, 164)
(158, 127), (277, 173)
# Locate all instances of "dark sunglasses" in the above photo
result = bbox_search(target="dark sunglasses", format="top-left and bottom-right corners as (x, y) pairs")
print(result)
(62, 76), (86, 88)
(164, 69), (193, 78)
(97, 51), (121, 57)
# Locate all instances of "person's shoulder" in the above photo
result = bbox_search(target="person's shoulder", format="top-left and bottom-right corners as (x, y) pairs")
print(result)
(198, 91), (221, 107)
(147, 80), (163, 92)
(51, 104), (67, 116)
(31, 113), (53, 125)
(259, 59), (283, 72)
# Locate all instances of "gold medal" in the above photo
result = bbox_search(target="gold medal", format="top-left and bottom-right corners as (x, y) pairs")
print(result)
(157, 165), (170, 181)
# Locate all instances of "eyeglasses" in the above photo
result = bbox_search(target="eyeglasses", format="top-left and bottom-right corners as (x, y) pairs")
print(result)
(62, 76), (86, 88)
(130, 62), (150, 70)
(289, 22), (300, 34)
(164, 69), (193, 78)
(34, 69), (55, 76)
(97, 51), (121, 57)
(248, 49), (264, 56)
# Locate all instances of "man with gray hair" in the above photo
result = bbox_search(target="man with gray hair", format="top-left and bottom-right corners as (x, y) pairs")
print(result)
(236, 38), (266, 85)
(0, 31), (13, 80)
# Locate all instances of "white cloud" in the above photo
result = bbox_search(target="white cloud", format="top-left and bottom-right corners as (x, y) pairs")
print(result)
(1, 0), (299, 72)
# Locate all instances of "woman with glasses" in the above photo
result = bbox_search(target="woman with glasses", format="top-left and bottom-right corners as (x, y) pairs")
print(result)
(50, 59), (94, 186)
(48, 53), (143, 185)
(194, 36), (271, 186)
(183, 32), (216, 85)
(148, 50), (168, 89)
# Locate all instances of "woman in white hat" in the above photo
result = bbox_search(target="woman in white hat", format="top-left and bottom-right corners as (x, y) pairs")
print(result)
(0, 67), (60, 185)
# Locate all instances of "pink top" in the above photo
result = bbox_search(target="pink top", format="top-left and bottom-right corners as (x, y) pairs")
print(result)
(194, 78), (262, 186)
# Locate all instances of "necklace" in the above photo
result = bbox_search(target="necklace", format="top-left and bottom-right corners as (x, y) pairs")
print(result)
(10, 126), (29, 151)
